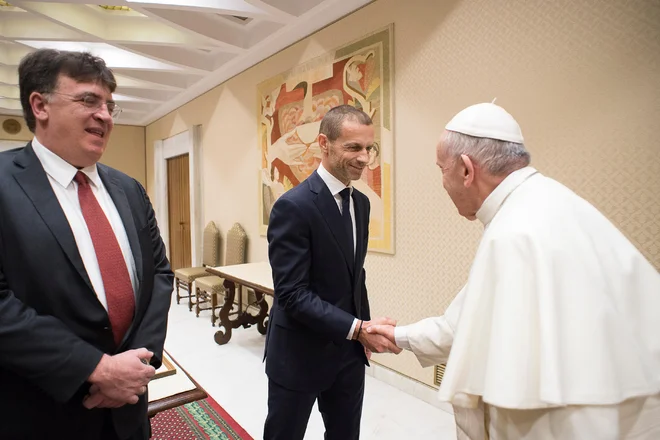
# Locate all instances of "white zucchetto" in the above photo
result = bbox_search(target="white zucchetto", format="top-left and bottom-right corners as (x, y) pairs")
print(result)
(445, 102), (524, 143)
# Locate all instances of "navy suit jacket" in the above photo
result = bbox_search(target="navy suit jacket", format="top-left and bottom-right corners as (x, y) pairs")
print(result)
(0, 143), (173, 439)
(265, 170), (371, 392)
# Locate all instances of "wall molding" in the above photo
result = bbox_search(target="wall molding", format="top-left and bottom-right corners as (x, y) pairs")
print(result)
(366, 361), (454, 415)
(0, 140), (27, 152)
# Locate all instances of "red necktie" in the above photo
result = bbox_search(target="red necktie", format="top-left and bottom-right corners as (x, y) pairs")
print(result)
(74, 171), (135, 346)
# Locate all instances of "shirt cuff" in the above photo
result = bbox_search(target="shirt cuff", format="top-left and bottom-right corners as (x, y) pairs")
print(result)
(346, 318), (359, 340)
(394, 326), (412, 350)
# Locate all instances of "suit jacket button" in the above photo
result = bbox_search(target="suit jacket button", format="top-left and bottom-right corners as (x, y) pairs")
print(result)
(103, 326), (110, 331)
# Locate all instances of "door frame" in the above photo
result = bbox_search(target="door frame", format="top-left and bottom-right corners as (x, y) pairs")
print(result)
(153, 125), (203, 266)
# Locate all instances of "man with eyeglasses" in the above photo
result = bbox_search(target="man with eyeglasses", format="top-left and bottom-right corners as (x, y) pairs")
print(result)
(0, 49), (173, 439)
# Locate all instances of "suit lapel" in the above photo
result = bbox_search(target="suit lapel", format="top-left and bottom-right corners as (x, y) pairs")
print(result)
(351, 192), (367, 299)
(98, 167), (144, 288)
(353, 193), (366, 275)
(310, 172), (354, 275)
(13, 145), (95, 293)
(350, 191), (372, 318)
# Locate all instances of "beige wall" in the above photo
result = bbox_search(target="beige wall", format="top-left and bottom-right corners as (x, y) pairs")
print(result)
(0, 115), (146, 186)
(146, 0), (660, 386)
(103, 125), (146, 186)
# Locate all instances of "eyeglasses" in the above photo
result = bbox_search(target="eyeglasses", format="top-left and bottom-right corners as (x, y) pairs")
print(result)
(49, 92), (122, 119)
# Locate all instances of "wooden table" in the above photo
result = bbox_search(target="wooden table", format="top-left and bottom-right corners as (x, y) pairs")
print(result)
(206, 262), (273, 345)
(147, 351), (207, 417)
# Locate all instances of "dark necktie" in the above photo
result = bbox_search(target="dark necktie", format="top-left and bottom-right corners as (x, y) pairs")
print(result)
(339, 188), (354, 260)
(74, 171), (134, 346)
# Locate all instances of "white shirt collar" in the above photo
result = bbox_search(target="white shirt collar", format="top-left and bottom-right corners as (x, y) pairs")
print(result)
(476, 166), (538, 226)
(31, 137), (101, 188)
(317, 162), (352, 197)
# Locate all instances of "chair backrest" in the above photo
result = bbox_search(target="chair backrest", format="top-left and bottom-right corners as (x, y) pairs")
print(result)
(225, 223), (247, 266)
(202, 221), (220, 267)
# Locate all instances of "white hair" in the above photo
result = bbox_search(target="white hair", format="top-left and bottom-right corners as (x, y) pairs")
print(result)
(442, 130), (531, 176)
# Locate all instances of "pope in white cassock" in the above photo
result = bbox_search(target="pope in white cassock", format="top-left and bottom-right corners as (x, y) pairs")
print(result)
(367, 103), (660, 439)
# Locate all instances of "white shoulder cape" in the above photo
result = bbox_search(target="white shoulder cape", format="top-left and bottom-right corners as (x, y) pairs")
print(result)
(438, 170), (660, 410)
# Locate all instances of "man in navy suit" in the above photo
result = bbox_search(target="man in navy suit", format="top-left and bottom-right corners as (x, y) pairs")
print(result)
(0, 49), (173, 439)
(264, 105), (402, 439)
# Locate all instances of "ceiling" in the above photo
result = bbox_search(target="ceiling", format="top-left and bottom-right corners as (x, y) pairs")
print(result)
(0, 0), (373, 126)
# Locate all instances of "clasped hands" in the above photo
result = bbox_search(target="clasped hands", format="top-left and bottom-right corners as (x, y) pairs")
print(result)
(354, 317), (401, 356)
(83, 348), (155, 410)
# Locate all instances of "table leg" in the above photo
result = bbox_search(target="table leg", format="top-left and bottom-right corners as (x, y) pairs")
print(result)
(211, 291), (218, 327)
(255, 290), (269, 335)
(213, 279), (236, 345)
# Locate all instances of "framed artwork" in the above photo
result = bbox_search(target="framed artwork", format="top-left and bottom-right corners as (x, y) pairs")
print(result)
(257, 24), (395, 254)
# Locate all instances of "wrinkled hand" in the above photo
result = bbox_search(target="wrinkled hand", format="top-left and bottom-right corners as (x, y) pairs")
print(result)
(83, 384), (127, 409)
(84, 348), (155, 409)
(365, 324), (396, 349)
(358, 317), (402, 354)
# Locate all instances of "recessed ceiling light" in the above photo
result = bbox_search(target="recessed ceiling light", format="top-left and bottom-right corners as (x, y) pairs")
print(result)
(98, 5), (132, 11)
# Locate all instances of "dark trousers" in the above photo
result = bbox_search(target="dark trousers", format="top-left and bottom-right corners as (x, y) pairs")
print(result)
(263, 346), (365, 440)
(2, 410), (149, 440)
(101, 412), (151, 440)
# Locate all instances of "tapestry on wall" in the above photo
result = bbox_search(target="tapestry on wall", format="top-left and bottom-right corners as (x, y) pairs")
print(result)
(257, 25), (395, 254)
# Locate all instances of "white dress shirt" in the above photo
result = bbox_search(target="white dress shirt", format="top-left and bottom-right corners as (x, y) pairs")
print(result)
(31, 137), (138, 310)
(316, 163), (359, 340)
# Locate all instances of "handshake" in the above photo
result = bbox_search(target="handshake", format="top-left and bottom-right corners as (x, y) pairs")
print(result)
(353, 317), (402, 356)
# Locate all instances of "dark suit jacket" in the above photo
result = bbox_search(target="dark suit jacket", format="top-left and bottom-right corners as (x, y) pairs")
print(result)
(0, 143), (173, 439)
(264, 170), (371, 392)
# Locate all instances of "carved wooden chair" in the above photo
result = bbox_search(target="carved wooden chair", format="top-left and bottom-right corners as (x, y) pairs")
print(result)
(195, 222), (247, 326)
(173, 221), (220, 311)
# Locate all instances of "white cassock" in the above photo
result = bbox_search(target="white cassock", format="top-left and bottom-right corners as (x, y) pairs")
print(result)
(396, 166), (660, 440)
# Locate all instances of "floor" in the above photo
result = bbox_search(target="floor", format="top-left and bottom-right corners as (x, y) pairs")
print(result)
(164, 296), (458, 439)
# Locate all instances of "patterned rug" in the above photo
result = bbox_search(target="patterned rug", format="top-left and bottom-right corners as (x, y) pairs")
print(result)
(150, 396), (253, 440)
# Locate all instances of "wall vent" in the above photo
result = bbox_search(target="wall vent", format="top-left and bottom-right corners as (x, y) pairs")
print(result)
(434, 364), (446, 387)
